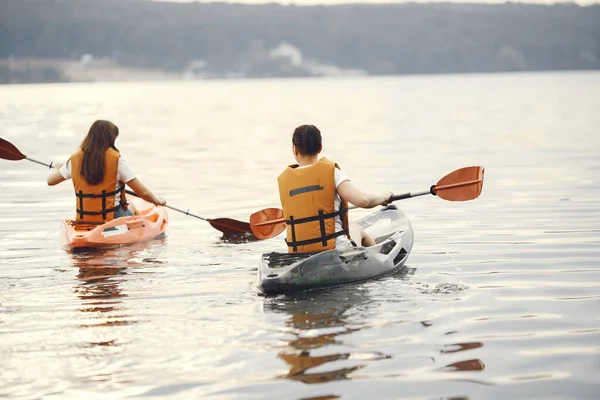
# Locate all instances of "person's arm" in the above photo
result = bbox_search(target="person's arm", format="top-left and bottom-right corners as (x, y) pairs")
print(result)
(337, 180), (392, 209)
(126, 178), (166, 206)
(118, 157), (165, 206)
(47, 162), (66, 186)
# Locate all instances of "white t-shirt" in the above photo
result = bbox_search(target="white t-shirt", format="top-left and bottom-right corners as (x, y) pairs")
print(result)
(59, 157), (136, 207)
(296, 164), (352, 247)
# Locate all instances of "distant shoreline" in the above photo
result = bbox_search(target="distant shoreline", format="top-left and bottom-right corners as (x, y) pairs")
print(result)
(1, 57), (598, 85)
(0, 58), (181, 85)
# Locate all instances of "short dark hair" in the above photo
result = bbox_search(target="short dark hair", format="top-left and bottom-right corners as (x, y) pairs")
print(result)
(292, 124), (322, 156)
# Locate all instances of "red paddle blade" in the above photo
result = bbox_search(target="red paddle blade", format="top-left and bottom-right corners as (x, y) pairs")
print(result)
(208, 218), (253, 235)
(0, 138), (26, 161)
(434, 166), (485, 201)
(250, 208), (285, 240)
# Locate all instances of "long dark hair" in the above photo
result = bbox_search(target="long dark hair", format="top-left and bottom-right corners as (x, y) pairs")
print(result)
(292, 124), (322, 155)
(79, 120), (119, 185)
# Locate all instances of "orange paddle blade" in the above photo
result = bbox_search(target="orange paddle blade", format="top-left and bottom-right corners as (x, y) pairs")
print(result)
(434, 166), (485, 201)
(0, 138), (26, 161)
(250, 208), (286, 239)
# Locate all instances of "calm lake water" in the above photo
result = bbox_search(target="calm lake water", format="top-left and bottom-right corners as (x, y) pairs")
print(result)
(1, 72), (599, 400)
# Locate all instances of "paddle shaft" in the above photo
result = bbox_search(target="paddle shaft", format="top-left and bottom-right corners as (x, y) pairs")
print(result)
(389, 188), (433, 202)
(250, 165), (484, 238)
(251, 190), (431, 227)
(1, 137), (257, 235)
(388, 180), (480, 201)
(24, 153), (432, 229)
(26, 157), (56, 168)
(253, 185), (454, 227)
(18, 154), (211, 222)
(15, 155), (58, 169)
(124, 189), (209, 222)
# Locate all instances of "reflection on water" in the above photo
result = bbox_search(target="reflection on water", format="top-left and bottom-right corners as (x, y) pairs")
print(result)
(74, 260), (129, 328)
(280, 352), (362, 384)
(1, 73), (599, 399)
(265, 284), (486, 389)
(441, 358), (485, 372)
(264, 288), (389, 385)
(219, 231), (261, 244)
(441, 342), (484, 354)
(440, 341), (485, 371)
(71, 240), (164, 332)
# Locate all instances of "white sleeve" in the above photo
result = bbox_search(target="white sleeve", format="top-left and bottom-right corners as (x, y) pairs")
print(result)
(59, 159), (72, 180)
(118, 157), (137, 183)
(334, 168), (350, 188)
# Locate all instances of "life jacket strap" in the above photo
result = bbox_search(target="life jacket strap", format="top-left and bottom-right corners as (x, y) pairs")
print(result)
(285, 229), (349, 251)
(75, 205), (120, 216)
(285, 207), (349, 252)
(285, 208), (348, 225)
(76, 185), (125, 221)
(70, 220), (106, 226)
(75, 185), (124, 199)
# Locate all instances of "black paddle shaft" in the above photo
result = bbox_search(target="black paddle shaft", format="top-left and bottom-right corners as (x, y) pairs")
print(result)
(389, 186), (436, 202)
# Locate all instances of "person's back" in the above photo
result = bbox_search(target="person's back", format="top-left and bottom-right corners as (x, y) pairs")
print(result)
(47, 120), (166, 222)
(277, 125), (393, 254)
(69, 145), (124, 223)
(278, 155), (350, 253)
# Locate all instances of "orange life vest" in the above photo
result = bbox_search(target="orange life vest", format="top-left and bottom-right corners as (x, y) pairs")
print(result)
(277, 157), (350, 253)
(70, 148), (126, 223)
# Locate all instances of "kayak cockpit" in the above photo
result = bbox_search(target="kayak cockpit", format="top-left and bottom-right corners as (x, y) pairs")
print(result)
(257, 205), (414, 295)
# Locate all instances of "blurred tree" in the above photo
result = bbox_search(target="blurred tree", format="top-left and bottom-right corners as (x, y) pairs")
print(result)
(0, 0), (598, 78)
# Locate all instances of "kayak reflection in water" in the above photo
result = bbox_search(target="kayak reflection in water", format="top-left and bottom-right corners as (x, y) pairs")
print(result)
(46, 120), (166, 223)
(277, 124), (393, 253)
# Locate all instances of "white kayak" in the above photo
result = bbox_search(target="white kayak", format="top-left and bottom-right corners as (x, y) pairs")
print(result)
(257, 205), (414, 295)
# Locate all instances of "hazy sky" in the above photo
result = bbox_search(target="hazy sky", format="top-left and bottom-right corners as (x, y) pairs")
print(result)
(151, 0), (597, 5)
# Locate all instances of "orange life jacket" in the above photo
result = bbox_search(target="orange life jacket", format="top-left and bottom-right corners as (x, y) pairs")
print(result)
(70, 148), (126, 223)
(277, 157), (350, 253)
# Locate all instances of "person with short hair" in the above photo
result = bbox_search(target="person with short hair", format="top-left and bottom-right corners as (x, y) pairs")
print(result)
(277, 124), (392, 253)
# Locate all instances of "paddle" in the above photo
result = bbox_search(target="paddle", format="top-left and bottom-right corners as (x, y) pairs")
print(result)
(0, 137), (255, 236)
(123, 189), (253, 235)
(249, 166), (485, 240)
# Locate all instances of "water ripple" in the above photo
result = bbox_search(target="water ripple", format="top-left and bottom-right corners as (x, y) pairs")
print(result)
(1, 73), (599, 399)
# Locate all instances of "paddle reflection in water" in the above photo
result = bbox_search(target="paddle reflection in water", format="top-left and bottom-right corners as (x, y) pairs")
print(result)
(262, 272), (486, 392)
(219, 231), (262, 244)
(263, 287), (390, 385)
(439, 342), (485, 373)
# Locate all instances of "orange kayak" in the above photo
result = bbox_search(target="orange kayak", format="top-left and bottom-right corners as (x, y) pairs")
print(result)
(59, 196), (168, 250)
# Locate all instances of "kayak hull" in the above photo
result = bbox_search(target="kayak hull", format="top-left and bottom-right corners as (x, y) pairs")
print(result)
(59, 196), (168, 250)
(257, 205), (414, 295)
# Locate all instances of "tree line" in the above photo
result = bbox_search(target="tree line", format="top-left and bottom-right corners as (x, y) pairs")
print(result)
(1, 0), (599, 78)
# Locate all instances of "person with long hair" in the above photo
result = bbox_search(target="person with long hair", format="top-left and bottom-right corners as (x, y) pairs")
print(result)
(47, 120), (165, 222)
(277, 124), (392, 253)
